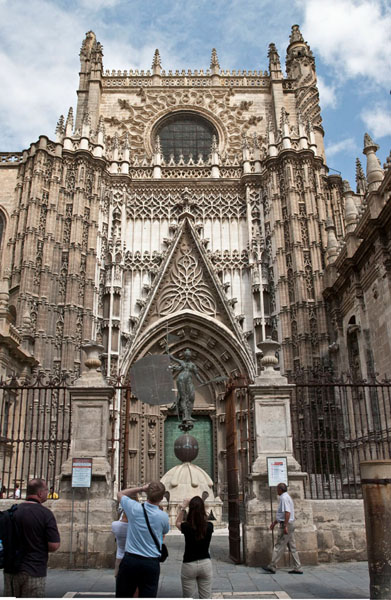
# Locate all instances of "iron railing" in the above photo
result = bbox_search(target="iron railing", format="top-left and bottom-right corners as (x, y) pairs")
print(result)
(0, 374), (73, 497)
(290, 369), (391, 499)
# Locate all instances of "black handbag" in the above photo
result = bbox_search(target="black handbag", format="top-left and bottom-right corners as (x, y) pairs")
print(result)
(142, 503), (168, 563)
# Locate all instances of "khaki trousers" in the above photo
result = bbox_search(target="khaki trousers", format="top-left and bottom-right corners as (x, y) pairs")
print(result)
(269, 522), (301, 570)
(181, 558), (213, 599)
(4, 572), (46, 598)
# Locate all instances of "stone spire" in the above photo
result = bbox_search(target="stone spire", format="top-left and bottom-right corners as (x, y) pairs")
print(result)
(210, 48), (220, 72)
(55, 115), (65, 142)
(152, 49), (161, 75)
(355, 158), (367, 195)
(343, 181), (359, 234)
(153, 135), (162, 179)
(268, 43), (282, 79)
(325, 217), (339, 265)
(65, 107), (74, 137)
(363, 133), (384, 192)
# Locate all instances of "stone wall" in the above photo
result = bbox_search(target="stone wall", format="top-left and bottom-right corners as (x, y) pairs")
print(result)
(311, 499), (367, 562)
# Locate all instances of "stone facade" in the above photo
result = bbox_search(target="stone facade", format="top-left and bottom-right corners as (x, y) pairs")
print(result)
(0, 25), (389, 564)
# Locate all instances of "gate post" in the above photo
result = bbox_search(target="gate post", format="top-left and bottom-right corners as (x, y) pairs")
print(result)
(360, 460), (391, 599)
(50, 342), (117, 568)
(243, 339), (318, 566)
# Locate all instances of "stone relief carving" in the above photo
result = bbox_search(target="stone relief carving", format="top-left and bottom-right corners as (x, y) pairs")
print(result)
(103, 88), (257, 158)
(156, 240), (217, 317)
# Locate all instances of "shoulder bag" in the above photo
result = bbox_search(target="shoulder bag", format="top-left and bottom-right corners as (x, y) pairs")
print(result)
(142, 503), (168, 563)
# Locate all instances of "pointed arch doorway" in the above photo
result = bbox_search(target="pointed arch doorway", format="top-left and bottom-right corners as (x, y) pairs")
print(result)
(118, 311), (254, 500)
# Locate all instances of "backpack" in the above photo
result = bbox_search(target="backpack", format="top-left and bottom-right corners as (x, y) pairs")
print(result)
(0, 504), (23, 573)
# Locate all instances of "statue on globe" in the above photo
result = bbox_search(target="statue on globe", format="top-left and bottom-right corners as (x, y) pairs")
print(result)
(170, 349), (204, 431)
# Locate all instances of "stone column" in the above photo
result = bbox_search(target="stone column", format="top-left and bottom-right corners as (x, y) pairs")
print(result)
(243, 339), (318, 566)
(50, 343), (116, 568)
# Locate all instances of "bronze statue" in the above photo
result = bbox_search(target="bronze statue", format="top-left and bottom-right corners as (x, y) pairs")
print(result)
(170, 349), (203, 430)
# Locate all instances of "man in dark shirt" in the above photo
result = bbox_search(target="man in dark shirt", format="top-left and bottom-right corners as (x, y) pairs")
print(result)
(3, 478), (60, 598)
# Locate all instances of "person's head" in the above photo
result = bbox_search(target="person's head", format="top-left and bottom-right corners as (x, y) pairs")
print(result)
(184, 349), (192, 361)
(26, 478), (48, 503)
(277, 482), (287, 496)
(146, 481), (166, 505)
(187, 495), (208, 540)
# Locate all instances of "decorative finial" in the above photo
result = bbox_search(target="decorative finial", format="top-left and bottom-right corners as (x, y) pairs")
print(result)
(364, 132), (379, 152)
(355, 158), (367, 195)
(55, 115), (65, 137)
(65, 107), (74, 134)
(289, 24), (304, 44)
(210, 48), (220, 70)
(152, 49), (161, 70)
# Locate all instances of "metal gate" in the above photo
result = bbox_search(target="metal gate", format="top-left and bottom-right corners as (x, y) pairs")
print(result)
(290, 369), (391, 498)
(224, 376), (254, 563)
(0, 374), (72, 496)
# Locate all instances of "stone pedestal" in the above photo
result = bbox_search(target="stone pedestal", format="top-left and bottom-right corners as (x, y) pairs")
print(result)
(50, 343), (117, 568)
(243, 339), (318, 566)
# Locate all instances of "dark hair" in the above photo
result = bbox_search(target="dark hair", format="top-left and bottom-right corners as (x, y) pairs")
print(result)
(27, 478), (47, 496)
(147, 481), (165, 504)
(187, 496), (208, 541)
(277, 482), (287, 493)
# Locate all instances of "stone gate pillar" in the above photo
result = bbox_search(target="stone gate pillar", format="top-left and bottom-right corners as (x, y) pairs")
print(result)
(50, 343), (117, 568)
(243, 339), (318, 566)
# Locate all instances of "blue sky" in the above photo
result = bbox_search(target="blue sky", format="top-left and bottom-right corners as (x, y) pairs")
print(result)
(0, 0), (390, 188)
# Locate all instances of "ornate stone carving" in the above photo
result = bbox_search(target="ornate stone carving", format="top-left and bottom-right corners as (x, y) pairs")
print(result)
(156, 240), (217, 317)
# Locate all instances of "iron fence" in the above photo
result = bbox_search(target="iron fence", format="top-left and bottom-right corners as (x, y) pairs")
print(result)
(0, 374), (72, 497)
(290, 369), (391, 499)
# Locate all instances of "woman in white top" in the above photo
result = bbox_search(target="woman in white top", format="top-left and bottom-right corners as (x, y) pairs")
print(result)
(111, 509), (128, 577)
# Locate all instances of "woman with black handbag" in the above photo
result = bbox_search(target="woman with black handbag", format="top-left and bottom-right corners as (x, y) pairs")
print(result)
(176, 496), (214, 599)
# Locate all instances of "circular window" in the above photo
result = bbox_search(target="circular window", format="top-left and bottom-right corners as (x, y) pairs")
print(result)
(156, 113), (218, 163)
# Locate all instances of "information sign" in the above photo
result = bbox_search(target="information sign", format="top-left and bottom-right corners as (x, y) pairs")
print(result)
(72, 458), (92, 488)
(267, 457), (288, 487)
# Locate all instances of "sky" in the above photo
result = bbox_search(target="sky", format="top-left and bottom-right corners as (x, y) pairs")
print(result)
(0, 0), (390, 188)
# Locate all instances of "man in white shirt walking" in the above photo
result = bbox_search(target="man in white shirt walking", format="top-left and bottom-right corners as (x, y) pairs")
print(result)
(263, 482), (303, 574)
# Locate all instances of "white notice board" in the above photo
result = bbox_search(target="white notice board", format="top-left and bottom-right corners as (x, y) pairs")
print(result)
(72, 458), (92, 488)
(267, 457), (288, 487)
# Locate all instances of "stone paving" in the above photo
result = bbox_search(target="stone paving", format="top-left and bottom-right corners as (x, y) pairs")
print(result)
(0, 534), (370, 599)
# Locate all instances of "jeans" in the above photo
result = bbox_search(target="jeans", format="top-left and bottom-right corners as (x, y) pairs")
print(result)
(116, 553), (160, 598)
(181, 558), (213, 599)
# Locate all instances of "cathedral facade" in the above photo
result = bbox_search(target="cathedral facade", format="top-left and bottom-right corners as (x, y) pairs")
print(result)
(0, 25), (390, 492)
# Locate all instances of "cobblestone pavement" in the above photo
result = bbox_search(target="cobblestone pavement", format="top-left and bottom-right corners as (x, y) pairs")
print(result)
(0, 534), (369, 599)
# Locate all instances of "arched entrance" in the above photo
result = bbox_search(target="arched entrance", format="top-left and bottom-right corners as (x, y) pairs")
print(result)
(116, 311), (254, 499)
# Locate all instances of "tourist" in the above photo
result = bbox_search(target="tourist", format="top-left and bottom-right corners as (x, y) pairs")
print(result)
(111, 508), (129, 577)
(3, 478), (60, 597)
(47, 486), (59, 499)
(13, 484), (21, 499)
(116, 482), (169, 598)
(176, 496), (214, 599)
(262, 482), (303, 574)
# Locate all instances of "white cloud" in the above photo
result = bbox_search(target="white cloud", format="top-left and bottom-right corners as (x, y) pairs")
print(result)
(325, 137), (358, 157)
(361, 103), (391, 138)
(299, 0), (391, 87)
(317, 76), (337, 109)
